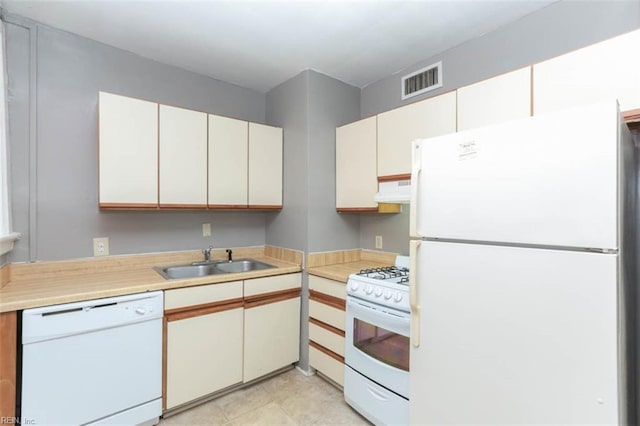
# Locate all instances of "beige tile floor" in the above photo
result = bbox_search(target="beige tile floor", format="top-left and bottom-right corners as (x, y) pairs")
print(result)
(160, 369), (372, 426)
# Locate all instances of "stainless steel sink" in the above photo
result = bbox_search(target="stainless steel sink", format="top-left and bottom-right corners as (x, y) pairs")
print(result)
(214, 259), (276, 273)
(155, 264), (227, 280)
(155, 258), (276, 279)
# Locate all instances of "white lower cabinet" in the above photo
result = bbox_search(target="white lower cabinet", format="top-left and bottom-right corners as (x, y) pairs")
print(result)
(163, 273), (301, 411)
(308, 275), (346, 387)
(244, 297), (301, 382)
(164, 281), (244, 410)
(165, 307), (243, 409)
(243, 273), (302, 383)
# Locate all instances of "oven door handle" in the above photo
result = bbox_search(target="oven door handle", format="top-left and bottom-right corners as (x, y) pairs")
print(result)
(410, 240), (421, 348)
(346, 298), (410, 335)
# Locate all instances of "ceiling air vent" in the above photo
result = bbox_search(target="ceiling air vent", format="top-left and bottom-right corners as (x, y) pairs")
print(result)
(401, 61), (442, 100)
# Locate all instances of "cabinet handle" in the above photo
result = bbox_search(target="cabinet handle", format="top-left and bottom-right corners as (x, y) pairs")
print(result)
(244, 288), (300, 309)
(165, 299), (244, 321)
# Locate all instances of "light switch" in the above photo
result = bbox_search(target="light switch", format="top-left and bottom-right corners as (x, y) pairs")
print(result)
(203, 223), (212, 237)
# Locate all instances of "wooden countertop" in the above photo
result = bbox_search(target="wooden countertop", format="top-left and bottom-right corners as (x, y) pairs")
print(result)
(0, 246), (302, 313)
(306, 249), (398, 283)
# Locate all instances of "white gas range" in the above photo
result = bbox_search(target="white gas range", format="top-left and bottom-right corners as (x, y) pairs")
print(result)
(344, 256), (410, 426)
(346, 256), (410, 312)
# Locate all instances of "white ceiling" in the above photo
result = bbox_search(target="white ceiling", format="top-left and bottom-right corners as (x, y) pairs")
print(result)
(2, 0), (558, 93)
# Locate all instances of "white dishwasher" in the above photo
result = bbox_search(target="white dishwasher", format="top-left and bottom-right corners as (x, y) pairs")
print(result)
(20, 291), (163, 426)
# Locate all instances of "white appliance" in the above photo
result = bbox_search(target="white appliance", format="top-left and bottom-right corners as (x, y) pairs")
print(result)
(344, 257), (411, 426)
(20, 291), (164, 425)
(409, 100), (638, 425)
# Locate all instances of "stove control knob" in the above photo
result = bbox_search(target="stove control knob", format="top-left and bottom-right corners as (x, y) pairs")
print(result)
(394, 292), (403, 303)
(365, 285), (373, 295)
(349, 282), (360, 292)
(384, 290), (393, 300)
(374, 288), (383, 297)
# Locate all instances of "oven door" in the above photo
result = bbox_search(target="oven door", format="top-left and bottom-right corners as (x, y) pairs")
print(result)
(345, 296), (410, 398)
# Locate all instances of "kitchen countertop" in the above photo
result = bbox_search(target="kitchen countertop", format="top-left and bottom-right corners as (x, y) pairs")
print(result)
(0, 246), (302, 313)
(306, 249), (398, 283)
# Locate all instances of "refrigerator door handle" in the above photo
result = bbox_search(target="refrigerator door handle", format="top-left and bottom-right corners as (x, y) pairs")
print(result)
(410, 239), (421, 348)
(410, 141), (422, 238)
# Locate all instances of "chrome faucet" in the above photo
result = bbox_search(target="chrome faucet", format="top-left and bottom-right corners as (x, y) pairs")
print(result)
(225, 249), (233, 262)
(202, 245), (214, 262)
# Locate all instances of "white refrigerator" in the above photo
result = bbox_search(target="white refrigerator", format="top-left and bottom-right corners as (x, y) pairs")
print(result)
(409, 100), (638, 425)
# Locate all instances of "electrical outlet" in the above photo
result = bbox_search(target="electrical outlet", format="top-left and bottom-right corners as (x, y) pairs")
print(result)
(202, 223), (212, 237)
(375, 235), (383, 249)
(93, 237), (109, 256)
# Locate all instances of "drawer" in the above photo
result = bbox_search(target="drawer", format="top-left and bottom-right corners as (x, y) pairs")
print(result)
(165, 280), (243, 310)
(309, 300), (345, 331)
(309, 345), (344, 386)
(308, 275), (346, 300)
(309, 321), (345, 357)
(244, 273), (301, 297)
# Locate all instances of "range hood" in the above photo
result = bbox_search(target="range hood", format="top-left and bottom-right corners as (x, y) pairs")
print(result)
(374, 180), (411, 204)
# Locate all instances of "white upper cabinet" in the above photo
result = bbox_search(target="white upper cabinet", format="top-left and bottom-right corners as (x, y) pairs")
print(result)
(336, 116), (378, 211)
(208, 115), (249, 207)
(457, 67), (532, 131)
(159, 105), (207, 208)
(377, 91), (457, 178)
(248, 122), (283, 208)
(533, 29), (640, 115)
(99, 92), (158, 208)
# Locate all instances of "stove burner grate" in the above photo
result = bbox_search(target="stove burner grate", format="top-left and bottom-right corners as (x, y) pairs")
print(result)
(357, 266), (409, 281)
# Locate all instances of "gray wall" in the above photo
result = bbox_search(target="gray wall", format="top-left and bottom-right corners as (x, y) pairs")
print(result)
(306, 71), (361, 253)
(5, 15), (269, 262)
(359, 0), (640, 255)
(264, 72), (309, 253)
(362, 0), (640, 116)
(265, 69), (361, 372)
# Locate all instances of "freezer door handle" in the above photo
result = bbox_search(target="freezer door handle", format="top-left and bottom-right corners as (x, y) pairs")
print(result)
(410, 141), (422, 238)
(410, 239), (421, 348)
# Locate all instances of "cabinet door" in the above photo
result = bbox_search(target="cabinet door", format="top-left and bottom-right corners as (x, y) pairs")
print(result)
(208, 115), (248, 207)
(159, 105), (207, 208)
(243, 297), (300, 382)
(336, 116), (378, 210)
(248, 122), (283, 208)
(377, 91), (456, 178)
(243, 274), (301, 382)
(98, 92), (158, 208)
(166, 306), (243, 409)
(533, 29), (640, 115)
(457, 67), (532, 131)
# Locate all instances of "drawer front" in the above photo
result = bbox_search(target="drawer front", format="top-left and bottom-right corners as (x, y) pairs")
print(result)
(165, 280), (243, 310)
(309, 300), (345, 331)
(244, 273), (301, 297)
(309, 321), (345, 357)
(308, 276), (346, 300)
(309, 346), (344, 386)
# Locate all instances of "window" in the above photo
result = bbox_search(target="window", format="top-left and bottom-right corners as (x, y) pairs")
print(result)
(0, 20), (20, 256)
